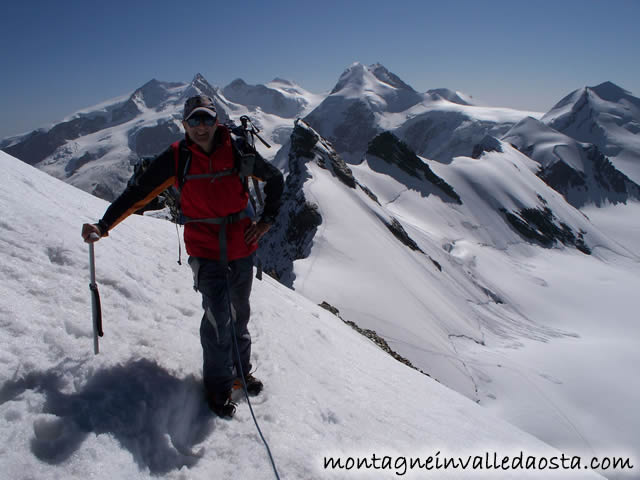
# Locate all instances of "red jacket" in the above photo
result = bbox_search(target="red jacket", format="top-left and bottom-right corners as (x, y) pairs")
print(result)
(175, 127), (255, 261)
(99, 125), (284, 262)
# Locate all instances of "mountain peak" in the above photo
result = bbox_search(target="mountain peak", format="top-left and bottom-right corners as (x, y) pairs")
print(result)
(221, 78), (309, 118)
(131, 79), (185, 109)
(330, 63), (367, 94)
(186, 73), (217, 100)
(227, 78), (247, 88)
(587, 81), (633, 103)
(141, 78), (160, 88)
(271, 77), (295, 86)
(427, 88), (473, 106)
(330, 62), (415, 96)
(510, 115), (547, 131)
(192, 73), (207, 83)
(369, 63), (416, 92)
(548, 81), (638, 118)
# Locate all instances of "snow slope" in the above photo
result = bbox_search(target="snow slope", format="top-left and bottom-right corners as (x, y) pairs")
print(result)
(391, 100), (542, 163)
(260, 121), (640, 479)
(1, 150), (614, 479)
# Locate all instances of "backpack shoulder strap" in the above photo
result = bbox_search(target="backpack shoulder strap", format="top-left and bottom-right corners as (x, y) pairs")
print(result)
(172, 140), (191, 190)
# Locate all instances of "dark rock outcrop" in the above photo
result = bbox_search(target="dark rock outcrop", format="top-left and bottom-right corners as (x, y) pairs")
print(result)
(471, 135), (503, 159)
(367, 132), (461, 203)
(501, 205), (591, 254)
(385, 217), (424, 253)
(291, 119), (356, 189)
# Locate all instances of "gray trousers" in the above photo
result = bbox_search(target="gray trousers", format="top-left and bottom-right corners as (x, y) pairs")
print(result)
(189, 254), (254, 394)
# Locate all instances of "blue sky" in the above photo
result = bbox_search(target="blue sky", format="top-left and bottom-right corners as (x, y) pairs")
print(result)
(1, 0), (639, 139)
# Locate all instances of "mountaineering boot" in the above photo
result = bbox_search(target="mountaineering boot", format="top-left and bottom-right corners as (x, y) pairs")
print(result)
(207, 390), (237, 418)
(233, 372), (264, 396)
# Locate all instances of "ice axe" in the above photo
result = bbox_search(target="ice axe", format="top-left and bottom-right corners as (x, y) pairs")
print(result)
(88, 235), (104, 354)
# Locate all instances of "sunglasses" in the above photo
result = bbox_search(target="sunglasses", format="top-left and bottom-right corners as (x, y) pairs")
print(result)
(186, 115), (217, 127)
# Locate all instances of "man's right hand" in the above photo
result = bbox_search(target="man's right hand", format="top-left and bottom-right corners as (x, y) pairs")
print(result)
(82, 223), (102, 243)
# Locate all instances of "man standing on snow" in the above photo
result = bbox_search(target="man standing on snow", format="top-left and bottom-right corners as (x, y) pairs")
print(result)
(82, 95), (283, 418)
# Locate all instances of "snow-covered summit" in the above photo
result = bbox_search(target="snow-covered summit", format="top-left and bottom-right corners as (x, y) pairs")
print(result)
(270, 77), (295, 86)
(184, 73), (219, 100)
(543, 81), (640, 128)
(305, 63), (427, 158)
(328, 62), (423, 113)
(329, 62), (370, 94)
(542, 81), (640, 184)
(369, 62), (418, 92)
(426, 87), (474, 106)
(305, 62), (537, 163)
(503, 116), (640, 207)
(130, 79), (186, 110)
(222, 77), (322, 118)
(588, 81), (639, 105)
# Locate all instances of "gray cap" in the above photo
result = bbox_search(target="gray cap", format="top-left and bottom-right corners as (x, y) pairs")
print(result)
(183, 95), (217, 120)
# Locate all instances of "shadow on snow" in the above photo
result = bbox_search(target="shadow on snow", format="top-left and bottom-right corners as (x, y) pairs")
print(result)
(0, 358), (213, 475)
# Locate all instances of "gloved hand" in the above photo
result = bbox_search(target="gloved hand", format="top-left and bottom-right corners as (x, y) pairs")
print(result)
(244, 221), (271, 245)
(82, 223), (103, 243)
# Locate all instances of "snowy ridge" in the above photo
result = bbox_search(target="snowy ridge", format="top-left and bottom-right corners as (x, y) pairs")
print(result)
(265, 119), (618, 386)
(0, 74), (323, 202)
(223, 78), (323, 118)
(306, 62), (538, 163)
(0, 150), (607, 479)
(0, 75), (211, 200)
(2, 67), (638, 207)
(260, 119), (357, 285)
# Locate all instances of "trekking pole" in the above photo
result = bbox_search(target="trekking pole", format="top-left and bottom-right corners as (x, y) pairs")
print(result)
(88, 236), (104, 354)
